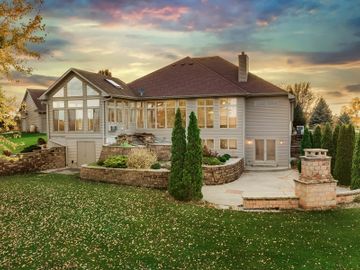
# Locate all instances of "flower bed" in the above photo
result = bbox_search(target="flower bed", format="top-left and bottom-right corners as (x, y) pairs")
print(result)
(80, 158), (244, 188)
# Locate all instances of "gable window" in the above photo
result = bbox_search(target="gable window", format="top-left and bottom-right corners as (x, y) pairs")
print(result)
(220, 98), (237, 128)
(53, 110), (64, 132)
(53, 87), (64, 98)
(86, 85), (99, 96)
(53, 101), (64, 109)
(67, 77), (83, 97)
(220, 139), (237, 150)
(197, 99), (214, 128)
(87, 99), (100, 132)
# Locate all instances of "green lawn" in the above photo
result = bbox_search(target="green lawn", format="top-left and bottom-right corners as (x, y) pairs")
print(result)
(1, 132), (47, 153)
(1, 174), (360, 269)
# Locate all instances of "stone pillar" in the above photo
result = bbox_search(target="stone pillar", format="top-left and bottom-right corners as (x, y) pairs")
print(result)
(294, 149), (337, 210)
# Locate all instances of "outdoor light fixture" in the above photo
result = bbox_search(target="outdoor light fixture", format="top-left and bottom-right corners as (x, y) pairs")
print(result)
(279, 140), (284, 145)
(246, 139), (253, 145)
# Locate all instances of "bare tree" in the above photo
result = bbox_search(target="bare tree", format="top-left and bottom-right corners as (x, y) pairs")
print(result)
(286, 82), (317, 120)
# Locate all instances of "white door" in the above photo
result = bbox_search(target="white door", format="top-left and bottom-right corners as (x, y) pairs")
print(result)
(77, 141), (96, 166)
(255, 139), (276, 163)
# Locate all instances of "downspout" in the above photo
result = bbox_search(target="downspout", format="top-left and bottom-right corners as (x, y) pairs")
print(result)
(102, 96), (112, 145)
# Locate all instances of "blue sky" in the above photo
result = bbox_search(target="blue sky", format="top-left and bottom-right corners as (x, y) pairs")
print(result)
(3, 0), (360, 113)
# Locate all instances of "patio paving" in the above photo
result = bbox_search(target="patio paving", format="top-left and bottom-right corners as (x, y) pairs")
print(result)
(202, 169), (298, 208)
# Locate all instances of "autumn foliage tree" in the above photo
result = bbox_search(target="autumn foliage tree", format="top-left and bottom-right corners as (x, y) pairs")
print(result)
(0, 0), (45, 78)
(98, 69), (112, 77)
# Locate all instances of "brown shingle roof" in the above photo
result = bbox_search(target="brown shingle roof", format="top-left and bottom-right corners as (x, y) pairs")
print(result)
(27, 89), (46, 112)
(128, 57), (248, 99)
(73, 69), (137, 98)
(128, 56), (287, 98)
(193, 56), (287, 95)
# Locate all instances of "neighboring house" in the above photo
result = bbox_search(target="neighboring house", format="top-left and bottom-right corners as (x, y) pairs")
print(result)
(40, 53), (294, 167)
(20, 89), (47, 133)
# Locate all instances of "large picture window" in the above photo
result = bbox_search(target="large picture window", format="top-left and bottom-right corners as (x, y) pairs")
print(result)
(220, 98), (237, 128)
(156, 101), (165, 128)
(88, 109), (100, 132)
(68, 109), (83, 131)
(147, 102), (156, 128)
(136, 102), (144, 128)
(197, 99), (214, 128)
(67, 77), (83, 97)
(53, 110), (64, 131)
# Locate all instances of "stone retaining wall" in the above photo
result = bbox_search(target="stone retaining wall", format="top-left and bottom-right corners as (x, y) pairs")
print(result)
(80, 158), (244, 188)
(0, 147), (66, 176)
(203, 158), (244, 185)
(243, 196), (299, 210)
(99, 144), (171, 162)
(80, 165), (169, 189)
(336, 189), (360, 204)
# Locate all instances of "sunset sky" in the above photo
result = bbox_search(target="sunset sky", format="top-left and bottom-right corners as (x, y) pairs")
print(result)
(2, 0), (360, 113)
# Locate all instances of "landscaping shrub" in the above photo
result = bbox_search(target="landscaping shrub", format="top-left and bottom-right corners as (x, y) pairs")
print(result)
(321, 123), (333, 161)
(217, 156), (227, 163)
(20, 144), (41, 153)
(332, 125), (340, 174)
(151, 162), (161, 170)
(37, 137), (47, 145)
(2, 149), (12, 156)
(351, 134), (360, 190)
(202, 145), (219, 158)
(203, 157), (223, 165)
(127, 148), (157, 169)
(222, 154), (231, 160)
(169, 109), (187, 200)
(312, 125), (322, 148)
(182, 112), (203, 201)
(97, 160), (104, 166)
(334, 125), (355, 186)
(298, 127), (312, 172)
(103, 155), (128, 168)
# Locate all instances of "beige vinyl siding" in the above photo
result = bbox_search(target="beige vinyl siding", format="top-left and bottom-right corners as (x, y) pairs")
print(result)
(135, 97), (245, 158)
(22, 94), (45, 132)
(245, 96), (291, 167)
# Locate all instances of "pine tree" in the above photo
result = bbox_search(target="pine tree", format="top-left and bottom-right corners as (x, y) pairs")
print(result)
(168, 109), (187, 200)
(351, 134), (360, 190)
(334, 125), (354, 186)
(321, 123), (333, 165)
(309, 131), (314, 147)
(309, 97), (333, 126)
(298, 127), (312, 172)
(332, 125), (340, 174)
(312, 125), (322, 148)
(182, 112), (203, 201)
(293, 103), (306, 128)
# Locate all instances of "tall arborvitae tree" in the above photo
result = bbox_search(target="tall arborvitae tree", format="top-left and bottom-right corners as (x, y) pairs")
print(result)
(334, 125), (354, 186)
(332, 125), (340, 174)
(293, 103), (306, 128)
(168, 109), (187, 200)
(182, 112), (203, 201)
(351, 134), (360, 190)
(312, 125), (322, 148)
(298, 127), (312, 172)
(321, 123), (334, 164)
(309, 130), (314, 147)
(309, 97), (333, 126)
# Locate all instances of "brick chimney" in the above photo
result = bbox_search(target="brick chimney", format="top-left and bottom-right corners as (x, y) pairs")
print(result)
(238, 52), (249, 82)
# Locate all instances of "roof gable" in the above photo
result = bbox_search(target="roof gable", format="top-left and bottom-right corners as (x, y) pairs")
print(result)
(23, 89), (46, 112)
(40, 68), (136, 100)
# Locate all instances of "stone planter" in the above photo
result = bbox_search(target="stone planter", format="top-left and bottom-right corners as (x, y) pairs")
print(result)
(203, 158), (244, 185)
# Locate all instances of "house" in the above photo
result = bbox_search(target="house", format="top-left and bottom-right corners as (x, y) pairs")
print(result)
(20, 89), (47, 133)
(40, 53), (294, 167)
